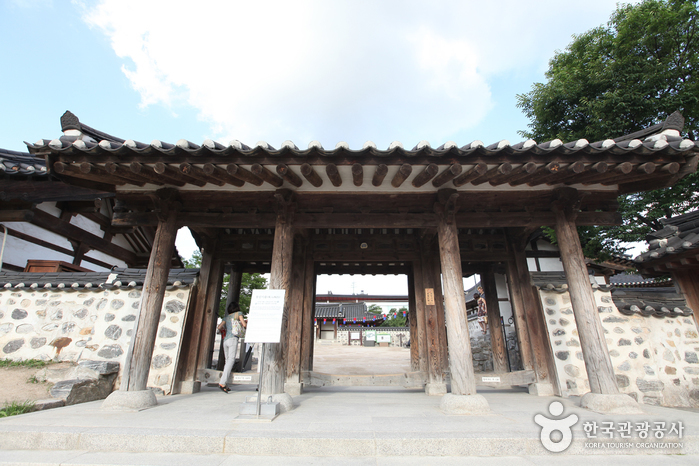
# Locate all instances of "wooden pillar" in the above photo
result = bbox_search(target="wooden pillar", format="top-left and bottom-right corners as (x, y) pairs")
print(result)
(504, 255), (534, 371)
(507, 230), (557, 392)
(300, 247), (315, 371)
(120, 191), (178, 392)
(553, 188), (618, 395)
(408, 266), (419, 371)
(261, 191), (295, 396)
(674, 272), (699, 327)
(197, 243), (225, 370)
(429, 243), (449, 373)
(419, 232), (446, 392)
(435, 196), (477, 396)
(481, 265), (508, 373)
(285, 230), (307, 393)
(412, 258), (429, 373)
(177, 235), (220, 391)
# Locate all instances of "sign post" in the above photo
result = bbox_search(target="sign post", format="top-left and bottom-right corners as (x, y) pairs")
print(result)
(242, 289), (286, 419)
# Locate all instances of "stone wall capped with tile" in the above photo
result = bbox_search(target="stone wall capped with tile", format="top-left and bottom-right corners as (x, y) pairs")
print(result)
(0, 286), (193, 395)
(539, 288), (699, 407)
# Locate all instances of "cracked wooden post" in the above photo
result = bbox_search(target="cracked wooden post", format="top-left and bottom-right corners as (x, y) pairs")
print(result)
(103, 188), (179, 410)
(434, 190), (489, 414)
(260, 190), (295, 411)
(552, 188), (640, 413)
(481, 264), (508, 373)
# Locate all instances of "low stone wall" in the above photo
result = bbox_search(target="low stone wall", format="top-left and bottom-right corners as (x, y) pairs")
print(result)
(470, 327), (522, 373)
(0, 285), (193, 395)
(539, 287), (699, 407)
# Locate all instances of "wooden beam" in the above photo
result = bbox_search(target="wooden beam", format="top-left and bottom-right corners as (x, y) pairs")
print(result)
(79, 162), (139, 186)
(432, 164), (462, 188)
(53, 162), (124, 186)
(301, 164), (323, 188)
(130, 162), (185, 187)
(534, 161), (585, 186)
(408, 265), (419, 371)
(31, 208), (138, 265)
(352, 163), (363, 187)
(488, 162), (536, 186)
(179, 163), (224, 187)
(0, 210), (34, 222)
(510, 162), (560, 187)
(154, 162), (206, 187)
(303, 371), (427, 388)
(391, 163), (412, 188)
(372, 164), (388, 187)
(471, 163), (512, 186)
(277, 164), (303, 188)
(104, 162), (153, 186)
(111, 209), (621, 230)
(326, 163), (343, 187)
(453, 163), (487, 187)
(202, 164), (245, 187)
(412, 164), (438, 188)
(476, 370), (536, 388)
(225, 164), (262, 186)
(251, 164), (284, 187)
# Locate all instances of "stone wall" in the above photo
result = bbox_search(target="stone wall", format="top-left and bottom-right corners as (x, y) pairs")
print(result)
(336, 327), (410, 347)
(539, 286), (699, 407)
(0, 285), (193, 395)
(470, 327), (522, 373)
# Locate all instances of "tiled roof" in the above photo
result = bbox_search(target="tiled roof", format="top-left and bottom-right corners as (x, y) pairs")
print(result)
(315, 302), (370, 320)
(0, 147), (47, 178)
(0, 268), (198, 290)
(530, 271), (692, 317)
(25, 111), (698, 193)
(29, 128), (697, 159)
(612, 289), (693, 317)
(634, 210), (699, 264)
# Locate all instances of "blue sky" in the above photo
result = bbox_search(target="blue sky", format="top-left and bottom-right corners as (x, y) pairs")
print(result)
(1, 0), (635, 294)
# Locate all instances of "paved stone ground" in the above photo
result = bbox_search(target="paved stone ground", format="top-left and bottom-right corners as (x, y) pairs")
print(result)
(1, 343), (698, 464)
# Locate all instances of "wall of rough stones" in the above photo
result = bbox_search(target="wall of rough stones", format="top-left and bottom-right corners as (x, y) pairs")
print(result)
(336, 327), (410, 347)
(539, 287), (699, 407)
(0, 285), (193, 395)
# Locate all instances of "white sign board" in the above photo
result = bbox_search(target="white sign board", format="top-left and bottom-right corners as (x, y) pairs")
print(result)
(244, 289), (286, 343)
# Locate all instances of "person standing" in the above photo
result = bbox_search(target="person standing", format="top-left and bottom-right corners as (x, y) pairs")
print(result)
(475, 288), (488, 335)
(217, 301), (247, 393)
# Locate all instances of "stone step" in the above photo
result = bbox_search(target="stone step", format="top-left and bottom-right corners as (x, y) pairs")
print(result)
(2, 450), (696, 466)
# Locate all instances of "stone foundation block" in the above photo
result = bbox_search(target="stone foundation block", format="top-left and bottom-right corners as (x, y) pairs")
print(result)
(440, 393), (490, 415)
(425, 382), (447, 396)
(580, 392), (643, 414)
(101, 389), (158, 411)
(528, 383), (554, 396)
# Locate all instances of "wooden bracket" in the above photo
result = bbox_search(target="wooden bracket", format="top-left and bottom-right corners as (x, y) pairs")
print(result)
(148, 188), (182, 222)
(274, 189), (296, 224)
(551, 187), (582, 221)
(434, 188), (459, 224)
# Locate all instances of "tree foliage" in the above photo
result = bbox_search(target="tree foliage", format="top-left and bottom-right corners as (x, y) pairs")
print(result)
(380, 307), (408, 327)
(182, 250), (267, 317)
(518, 0), (699, 258)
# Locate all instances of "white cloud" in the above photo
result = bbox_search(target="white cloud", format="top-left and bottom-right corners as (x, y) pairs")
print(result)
(82, 0), (626, 149)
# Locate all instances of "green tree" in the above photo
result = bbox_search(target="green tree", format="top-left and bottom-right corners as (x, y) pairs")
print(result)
(517, 0), (699, 258)
(380, 307), (408, 327)
(182, 250), (267, 317)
